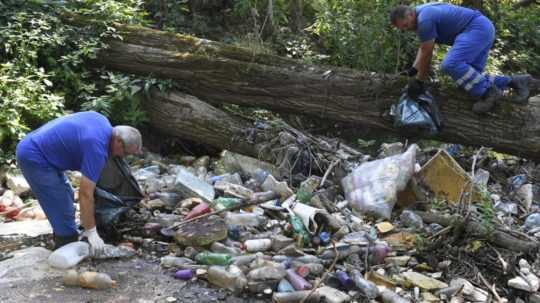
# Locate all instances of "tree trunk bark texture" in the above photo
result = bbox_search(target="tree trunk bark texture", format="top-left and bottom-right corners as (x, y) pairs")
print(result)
(95, 25), (540, 160)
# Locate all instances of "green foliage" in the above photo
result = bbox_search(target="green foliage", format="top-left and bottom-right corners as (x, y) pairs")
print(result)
(0, 0), (153, 164)
(311, 0), (417, 72)
(477, 186), (495, 237)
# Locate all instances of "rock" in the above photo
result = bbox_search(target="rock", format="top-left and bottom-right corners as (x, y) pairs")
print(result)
(174, 166), (215, 203)
(0, 219), (52, 237)
(402, 271), (448, 290)
(529, 293), (540, 303)
(174, 215), (227, 246)
(6, 173), (30, 195)
(0, 247), (60, 285)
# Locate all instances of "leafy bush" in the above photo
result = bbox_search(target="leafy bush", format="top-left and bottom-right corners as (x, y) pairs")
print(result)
(0, 0), (156, 163)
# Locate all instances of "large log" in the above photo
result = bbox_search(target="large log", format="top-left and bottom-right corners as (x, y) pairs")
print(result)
(93, 24), (540, 160)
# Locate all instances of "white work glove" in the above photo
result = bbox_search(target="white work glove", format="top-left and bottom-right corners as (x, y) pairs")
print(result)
(82, 227), (105, 256)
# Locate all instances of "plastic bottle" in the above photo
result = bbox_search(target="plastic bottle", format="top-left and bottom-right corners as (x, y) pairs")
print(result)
(351, 269), (379, 299)
(247, 264), (287, 281)
(524, 213), (540, 231)
(244, 239), (273, 252)
(273, 290), (321, 303)
(381, 289), (412, 303)
(286, 268), (312, 290)
(336, 270), (355, 290)
(184, 202), (211, 220)
(278, 279), (295, 293)
(289, 215), (310, 246)
(293, 263), (324, 277)
(195, 252), (232, 266)
(207, 265), (247, 294)
(78, 271), (117, 289)
(153, 213), (182, 228)
(212, 197), (243, 210)
(319, 232), (331, 246)
(48, 241), (90, 269)
(174, 269), (193, 280)
(160, 255), (195, 268)
(225, 212), (266, 227)
(211, 242), (242, 256)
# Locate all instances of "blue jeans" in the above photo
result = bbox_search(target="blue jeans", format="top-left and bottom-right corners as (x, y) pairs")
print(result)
(16, 137), (78, 237)
(440, 15), (512, 97)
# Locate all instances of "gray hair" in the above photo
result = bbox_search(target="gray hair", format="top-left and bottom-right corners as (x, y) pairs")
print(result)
(390, 5), (414, 25)
(113, 125), (142, 152)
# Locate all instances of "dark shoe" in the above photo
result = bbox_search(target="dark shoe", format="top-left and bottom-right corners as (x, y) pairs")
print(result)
(509, 74), (531, 103)
(54, 233), (79, 250)
(472, 85), (502, 114)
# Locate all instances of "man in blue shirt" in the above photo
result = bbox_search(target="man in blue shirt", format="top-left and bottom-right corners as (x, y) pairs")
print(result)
(16, 111), (142, 254)
(390, 3), (531, 114)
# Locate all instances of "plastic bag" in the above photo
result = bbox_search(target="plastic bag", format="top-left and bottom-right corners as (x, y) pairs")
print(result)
(392, 91), (442, 136)
(94, 157), (143, 234)
(341, 144), (417, 219)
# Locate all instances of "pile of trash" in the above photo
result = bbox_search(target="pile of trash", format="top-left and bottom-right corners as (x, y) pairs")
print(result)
(2, 141), (540, 302)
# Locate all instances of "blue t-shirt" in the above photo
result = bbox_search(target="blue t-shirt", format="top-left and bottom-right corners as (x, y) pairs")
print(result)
(416, 3), (481, 45)
(28, 111), (112, 183)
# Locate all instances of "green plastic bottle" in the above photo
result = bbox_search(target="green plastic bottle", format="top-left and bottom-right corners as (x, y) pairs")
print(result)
(289, 215), (310, 246)
(195, 252), (232, 266)
(212, 197), (243, 210)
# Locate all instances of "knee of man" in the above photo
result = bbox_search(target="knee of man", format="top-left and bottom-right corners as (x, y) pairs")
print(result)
(440, 59), (458, 75)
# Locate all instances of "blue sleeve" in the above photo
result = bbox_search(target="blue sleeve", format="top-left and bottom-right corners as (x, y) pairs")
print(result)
(81, 150), (107, 183)
(417, 19), (437, 42)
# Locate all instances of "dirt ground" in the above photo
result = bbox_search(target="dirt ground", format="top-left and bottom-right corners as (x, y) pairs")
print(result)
(0, 256), (271, 303)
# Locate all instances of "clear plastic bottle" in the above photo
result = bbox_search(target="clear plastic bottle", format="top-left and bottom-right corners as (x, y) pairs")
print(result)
(48, 241), (90, 269)
(244, 238), (273, 252)
(247, 264), (287, 281)
(211, 242), (242, 256)
(273, 290), (320, 303)
(286, 268), (312, 290)
(225, 212), (266, 227)
(351, 269), (379, 299)
(78, 271), (117, 289)
(207, 265), (247, 294)
(160, 255), (196, 268)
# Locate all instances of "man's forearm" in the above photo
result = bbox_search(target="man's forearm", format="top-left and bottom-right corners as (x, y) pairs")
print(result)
(79, 193), (96, 230)
(413, 49), (432, 80)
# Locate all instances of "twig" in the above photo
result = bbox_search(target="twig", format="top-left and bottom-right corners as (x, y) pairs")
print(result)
(478, 272), (502, 303)
(319, 159), (340, 188)
(169, 191), (279, 230)
(299, 241), (339, 303)
(488, 245), (508, 274)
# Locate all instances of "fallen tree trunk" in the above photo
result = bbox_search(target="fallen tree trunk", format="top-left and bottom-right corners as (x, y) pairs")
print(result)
(92, 23), (540, 160)
(144, 90), (364, 178)
(415, 211), (538, 254)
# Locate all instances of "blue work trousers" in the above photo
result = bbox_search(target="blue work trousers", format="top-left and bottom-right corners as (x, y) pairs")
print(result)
(440, 15), (511, 97)
(15, 137), (78, 237)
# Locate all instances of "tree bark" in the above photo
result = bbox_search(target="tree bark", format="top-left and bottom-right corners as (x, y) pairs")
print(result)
(143, 90), (363, 178)
(93, 24), (540, 160)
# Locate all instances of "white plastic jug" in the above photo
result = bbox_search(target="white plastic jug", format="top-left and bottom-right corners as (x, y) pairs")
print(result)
(48, 241), (90, 269)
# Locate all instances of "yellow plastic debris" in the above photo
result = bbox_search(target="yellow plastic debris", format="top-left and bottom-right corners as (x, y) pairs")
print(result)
(418, 149), (481, 204)
(375, 222), (395, 234)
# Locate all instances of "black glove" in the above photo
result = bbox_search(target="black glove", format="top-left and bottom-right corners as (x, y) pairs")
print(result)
(400, 66), (418, 77)
(407, 78), (424, 99)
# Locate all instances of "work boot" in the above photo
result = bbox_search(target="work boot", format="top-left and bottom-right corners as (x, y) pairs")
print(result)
(472, 85), (502, 114)
(508, 74), (531, 103)
(54, 233), (79, 250)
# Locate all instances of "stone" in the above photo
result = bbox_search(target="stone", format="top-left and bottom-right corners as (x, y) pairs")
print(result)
(174, 215), (227, 247)
(0, 247), (61, 285)
(402, 271), (448, 290)
(6, 173), (30, 195)
(174, 166), (215, 203)
(0, 219), (52, 237)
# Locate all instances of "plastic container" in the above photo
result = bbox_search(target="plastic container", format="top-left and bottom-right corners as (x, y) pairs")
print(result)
(211, 242), (242, 256)
(174, 269), (194, 280)
(336, 270), (355, 290)
(244, 239), (273, 252)
(286, 268), (312, 290)
(195, 252), (232, 266)
(160, 255), (195, 268)
(247, 264), (287, 281)
(273, 290), (320, 303)
(289, 215), (310, 246)
(207, 265), (247, 294)
(48, 241), (90, 269)
(212, 197), (243, 210)
(78, 271), (117, 289)
(278, 279), (295, 292)
(184, 202), (211, 220)
(319, 232), (331, 246)
(225, 212), (266, 227)
(351, 269), (379, 299)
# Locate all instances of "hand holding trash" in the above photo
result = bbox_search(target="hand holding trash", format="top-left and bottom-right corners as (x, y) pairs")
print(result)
(83, 227), (105, 256)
